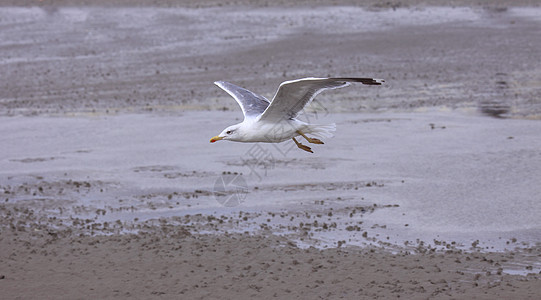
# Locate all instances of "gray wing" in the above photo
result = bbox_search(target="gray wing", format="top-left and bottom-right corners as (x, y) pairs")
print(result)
(214, 81), (270, 120)
(259, 77), (384, 122)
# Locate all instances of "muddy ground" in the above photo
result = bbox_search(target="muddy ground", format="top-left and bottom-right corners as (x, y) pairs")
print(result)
(1, 1), (541, 299)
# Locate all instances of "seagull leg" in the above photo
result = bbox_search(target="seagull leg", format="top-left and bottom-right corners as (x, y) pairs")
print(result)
(292, 137), (313, 153)
(296, 131), (324, 144)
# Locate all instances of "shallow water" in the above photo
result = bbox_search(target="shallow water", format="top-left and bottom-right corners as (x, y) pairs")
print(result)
(2, 111), (540, 252)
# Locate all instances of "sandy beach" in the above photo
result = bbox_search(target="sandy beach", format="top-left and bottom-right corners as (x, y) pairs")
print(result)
(1, 1), (541, 299)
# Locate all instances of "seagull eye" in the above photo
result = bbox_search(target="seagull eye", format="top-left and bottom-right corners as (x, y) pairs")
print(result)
(226, 130), (232, 134)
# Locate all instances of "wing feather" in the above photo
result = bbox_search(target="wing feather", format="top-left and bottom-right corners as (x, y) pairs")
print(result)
(259, 77), (383, 122)
(214, 81), (270, 120)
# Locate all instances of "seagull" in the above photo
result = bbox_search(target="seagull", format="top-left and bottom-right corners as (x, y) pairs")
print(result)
(210, 77), (384, 153)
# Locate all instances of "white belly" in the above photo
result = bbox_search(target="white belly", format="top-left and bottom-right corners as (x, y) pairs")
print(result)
(243, 120), (305, 143)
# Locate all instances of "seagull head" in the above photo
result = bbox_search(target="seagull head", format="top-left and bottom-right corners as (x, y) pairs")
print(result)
(210, 124), (244, 143)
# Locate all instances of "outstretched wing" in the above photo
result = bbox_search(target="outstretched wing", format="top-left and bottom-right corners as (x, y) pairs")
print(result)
(258, 77), (384, 122)
(214, 81), (270, 120)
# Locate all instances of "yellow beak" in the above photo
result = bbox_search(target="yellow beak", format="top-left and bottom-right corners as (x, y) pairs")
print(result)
(210, 136), (223, 143)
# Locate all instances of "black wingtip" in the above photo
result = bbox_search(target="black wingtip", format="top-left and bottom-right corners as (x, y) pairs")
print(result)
(339, 77), (385, 85)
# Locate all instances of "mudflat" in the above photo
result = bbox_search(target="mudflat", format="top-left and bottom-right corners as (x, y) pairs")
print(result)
(1, 1), (540, 299)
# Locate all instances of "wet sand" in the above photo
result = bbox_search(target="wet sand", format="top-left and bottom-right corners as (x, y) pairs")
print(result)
(2, 112), (541, 299)
(2, 224), (540, 299)
(1, 1), (541, 299)
(1, 2), (541, 117)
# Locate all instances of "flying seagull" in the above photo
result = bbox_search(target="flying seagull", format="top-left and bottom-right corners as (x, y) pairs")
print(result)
(210, 77), (384, 153)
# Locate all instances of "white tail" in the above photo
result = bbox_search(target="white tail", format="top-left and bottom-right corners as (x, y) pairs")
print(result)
(304, 123), (336, 139)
